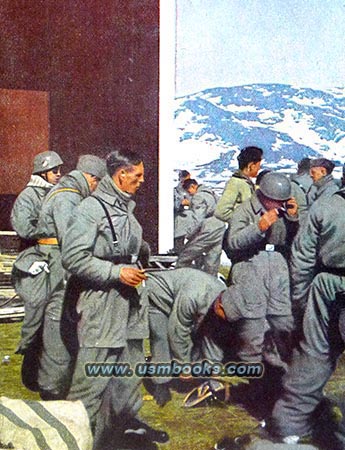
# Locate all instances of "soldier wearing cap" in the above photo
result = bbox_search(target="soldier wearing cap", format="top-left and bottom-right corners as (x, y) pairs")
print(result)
(308, 157), (338, 206)
(15, 154), (107, 401)
(11, 151), (63, 241)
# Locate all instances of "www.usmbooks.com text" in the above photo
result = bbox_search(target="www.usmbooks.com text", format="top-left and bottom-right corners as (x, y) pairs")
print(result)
(84, 360), (264, 378)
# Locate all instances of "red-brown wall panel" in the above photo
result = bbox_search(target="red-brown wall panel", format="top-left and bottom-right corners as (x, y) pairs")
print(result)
(0, 1), (159, 250)
(0, 89), (49, 194)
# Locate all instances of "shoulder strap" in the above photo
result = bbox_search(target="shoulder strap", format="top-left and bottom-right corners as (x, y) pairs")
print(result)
(47, 187), (81, 202)
(92, 196), (118, 246)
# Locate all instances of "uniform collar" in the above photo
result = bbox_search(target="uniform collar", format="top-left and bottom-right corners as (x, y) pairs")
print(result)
(93, 174), (135, 208)
(27, 174), (53, 189)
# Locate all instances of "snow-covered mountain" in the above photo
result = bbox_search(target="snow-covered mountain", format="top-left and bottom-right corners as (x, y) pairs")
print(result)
(174, 83), (345, 189)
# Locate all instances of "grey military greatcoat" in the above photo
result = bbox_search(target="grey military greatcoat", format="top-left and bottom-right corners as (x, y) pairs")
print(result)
(224, 193), (296, 362)
(61, 174), (149, 444)
(271, 190), (345, 445)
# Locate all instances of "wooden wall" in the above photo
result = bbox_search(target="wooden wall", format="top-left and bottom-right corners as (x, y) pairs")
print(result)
(0, 1), (159, 251)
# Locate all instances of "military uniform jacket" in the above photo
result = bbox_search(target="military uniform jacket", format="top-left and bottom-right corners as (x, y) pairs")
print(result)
(11, 176), (54, 276)
(36, 170), (91, 244)
(145, 268), (225, 362)
(226, 193), (298, 264)
(223, 194), (296, 319)
(215, 171), (254, 223)
(290, 189), (345, 313)
(186, 185), (222, 238)
(309, 174), (339, 206)
(11, 175), (53, 240)
(61, 174), (149, 348)
(13, 171), (91, 275)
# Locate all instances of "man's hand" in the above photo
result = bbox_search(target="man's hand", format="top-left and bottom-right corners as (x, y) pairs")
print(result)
(286, 197), (298, 217)
(119, 267), (147, 287)
(213, 296), (226, 321)
(258, 209), (279, 232)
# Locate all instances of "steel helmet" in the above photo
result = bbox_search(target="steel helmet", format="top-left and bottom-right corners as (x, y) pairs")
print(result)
(33, 151), (63, 174)
(259, 172), (291, 201)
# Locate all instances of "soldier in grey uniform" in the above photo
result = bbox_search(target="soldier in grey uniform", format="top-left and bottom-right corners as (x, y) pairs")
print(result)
(11, 151), (63, 392)
(175, 179), (225, 276)
(11, 151), (63, 241)
(62, 150), (163, 450)
(220, 172), (299, 418)
(269, 188), (345, 448)
(146, 260), (295, 409)
(145, 268), (226, 405)
(28, 154), (107, 400)
(308, 157), (338, 206)
(225, 172), (298, 365)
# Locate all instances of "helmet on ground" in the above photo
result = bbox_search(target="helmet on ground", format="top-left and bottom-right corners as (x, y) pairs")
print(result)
(33, 151), (63, 174)
(259, 172), (291, 201)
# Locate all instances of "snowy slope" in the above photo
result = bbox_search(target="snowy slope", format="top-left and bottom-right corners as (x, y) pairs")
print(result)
(173, 84), (345, 188)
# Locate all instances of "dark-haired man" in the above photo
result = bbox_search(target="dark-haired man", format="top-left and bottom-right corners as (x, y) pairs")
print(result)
(62, 150), (164, 450)
(215, 146), (263, 223)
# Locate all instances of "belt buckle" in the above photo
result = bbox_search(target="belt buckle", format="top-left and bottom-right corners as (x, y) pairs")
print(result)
(131, 255), (138, 264)
(265, 244), (275, 252)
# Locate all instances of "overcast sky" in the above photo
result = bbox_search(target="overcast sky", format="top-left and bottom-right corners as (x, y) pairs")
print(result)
(175, 0), (345, 97)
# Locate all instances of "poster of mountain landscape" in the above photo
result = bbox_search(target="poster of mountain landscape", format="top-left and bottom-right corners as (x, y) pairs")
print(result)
(171, 0), (345, 191)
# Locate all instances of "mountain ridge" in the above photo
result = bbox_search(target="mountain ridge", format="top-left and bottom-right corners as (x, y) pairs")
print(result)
(174, 83), (345, 186)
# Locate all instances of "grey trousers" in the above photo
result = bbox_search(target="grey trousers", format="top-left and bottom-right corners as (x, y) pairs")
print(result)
(38, 316), (73, 398)
(148, 306), (172, 384)
(68, 345), (143, 450)
(272, 272), (345, 438)
(37, 250), (71, 398)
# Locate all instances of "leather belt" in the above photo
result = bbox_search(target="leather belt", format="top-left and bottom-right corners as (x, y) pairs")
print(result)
(37, 238), (59, 245)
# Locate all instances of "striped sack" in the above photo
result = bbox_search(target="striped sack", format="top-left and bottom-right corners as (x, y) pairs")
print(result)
(0, 396), (93, 450)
